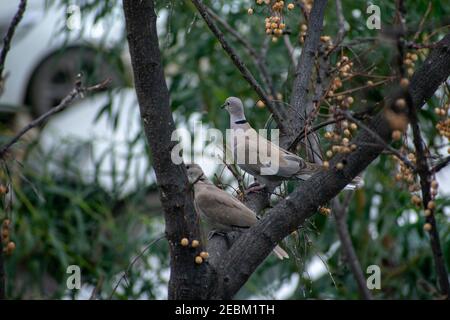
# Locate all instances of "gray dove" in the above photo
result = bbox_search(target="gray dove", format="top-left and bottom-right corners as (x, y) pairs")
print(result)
(186, 163), (289, 260)
(222, 97), (323, 190)
(222, 97), (363, 191)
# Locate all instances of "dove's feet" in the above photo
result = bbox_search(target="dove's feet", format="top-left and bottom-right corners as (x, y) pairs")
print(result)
(245, 182), (266, 194)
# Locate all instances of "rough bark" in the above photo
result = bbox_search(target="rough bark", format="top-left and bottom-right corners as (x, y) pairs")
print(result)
(122, 0), (213, 299)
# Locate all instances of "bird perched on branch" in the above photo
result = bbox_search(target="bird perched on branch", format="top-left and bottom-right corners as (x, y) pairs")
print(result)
(222, 97), (363, 191)
(222, 96), (323, 190)
(186, 163), (289, 260)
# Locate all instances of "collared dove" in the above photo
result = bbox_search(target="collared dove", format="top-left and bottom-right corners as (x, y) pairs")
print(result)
(221, 96), (323, 189)
(186, 163), (289, 260)
(222, 97), (363, 190)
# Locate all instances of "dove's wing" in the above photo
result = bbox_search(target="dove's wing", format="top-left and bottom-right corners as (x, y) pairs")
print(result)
(234, 131), (320, 179)
(195, 184), (257, 229)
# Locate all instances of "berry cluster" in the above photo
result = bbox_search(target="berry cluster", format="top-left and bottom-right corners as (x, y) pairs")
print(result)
(2, 219), (15, 255)
(323, 120), (358, 170)
(403, 52), (419, 77)
(435, 103), (450, 153)
(248, 0), (296, 42)
(327, 56), (355, 110)
(180, 237), (209, 265)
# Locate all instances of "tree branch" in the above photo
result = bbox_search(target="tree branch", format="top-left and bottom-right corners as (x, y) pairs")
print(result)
(0, 78), (110, 158)
(191, 0), (288, 133)
(288, 0), (328, 135)
(122, 0), (213, 299)
(332, 194), (373, 300)
(204, 6), (277, 100)
(0, 0), (27, 92)
(408, 92), (450, 297)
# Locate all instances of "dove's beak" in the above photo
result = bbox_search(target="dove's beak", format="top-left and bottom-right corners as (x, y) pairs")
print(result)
(221, 103), (226, 109)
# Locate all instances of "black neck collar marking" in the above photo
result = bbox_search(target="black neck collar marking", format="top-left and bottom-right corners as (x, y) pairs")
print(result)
(235, 119), (247, 124)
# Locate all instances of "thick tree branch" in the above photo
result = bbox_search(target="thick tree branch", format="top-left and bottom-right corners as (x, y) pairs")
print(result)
(332, 194), (373, 300)
(288, 0), (327, 134)
(191, 0), (288, 133)
(123, 0), (213, 299)
(212, 33), (450, 299)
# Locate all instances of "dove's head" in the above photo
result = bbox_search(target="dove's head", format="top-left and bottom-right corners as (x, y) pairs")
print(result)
(221, 97), (245, 118)
(186, 163), (206, 184)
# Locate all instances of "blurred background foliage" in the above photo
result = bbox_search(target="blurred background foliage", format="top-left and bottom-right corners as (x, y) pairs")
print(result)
(0, 0), (449, 299)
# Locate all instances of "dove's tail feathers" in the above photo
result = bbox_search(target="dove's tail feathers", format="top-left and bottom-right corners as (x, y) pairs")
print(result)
(273, 245), (289, 260)
(344, 175), (364, 190)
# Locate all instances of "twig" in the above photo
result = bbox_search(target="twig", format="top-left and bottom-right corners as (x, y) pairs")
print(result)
(409, 97), (450, 298)
(0, 78), (110, 158)
(109, 235), (164, 299)
(332, 194), (373, 300)
(204, 6), (276, 99)
(89, 274), (104, 300)
(413, 2), (432, 42)
(191, 0), (288, 133)
(341, 110), (416, 170)
(431, 156), (450, 173)
(0, 0), (27, 86)
(283, 35), (297, 67)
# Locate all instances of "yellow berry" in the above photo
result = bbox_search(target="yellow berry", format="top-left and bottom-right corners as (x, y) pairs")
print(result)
(411, 195), (421, 205)
(336, 162), (344, 170)
(191, 239), (200, 248)
(5, 241), (15, 254)
(0, 185), (8, 195)
(424, 209), (431, 217)
(427, 201), (435, 210)
(247, 8), (254, 15)
(180, 238), (189, 247)
(350, 123), (358, 131)
(423, 223), (432, 232)
(431, 180), (438, 189)
(2, 219), (10, 228)
(256, 100), (265, 108)
(323, 161), (330, 169)
(392, 130), (402, 141)
(195, 256), (203, 264)
(287, 3), (295, 10)
(410, 53), (418, 61)
(347, 97), (354, 105)
(326, 150), (333, 158)
(367, 80), (374, 86)
(395, 98), (406, 109)
(200, 251), (209, 259)
(400, 78), (410, 88)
